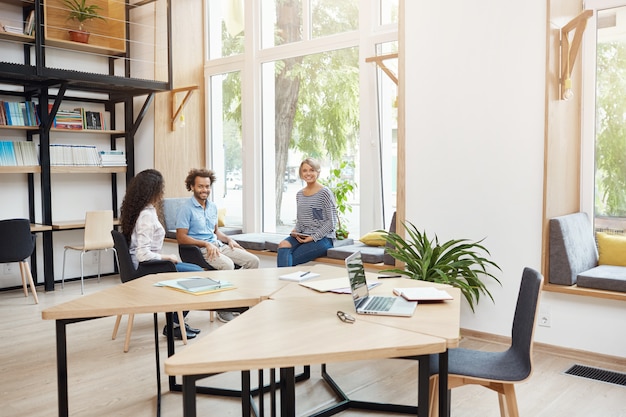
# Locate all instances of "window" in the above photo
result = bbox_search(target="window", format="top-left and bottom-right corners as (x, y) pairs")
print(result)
(205, 0), (398, 236)
(583, 1), (626, 234)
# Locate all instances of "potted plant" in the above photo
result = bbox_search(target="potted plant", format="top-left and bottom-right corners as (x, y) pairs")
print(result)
(322, 161), (356, 240)
(62, 0), (106, 43)
(380, 221), (501, 312)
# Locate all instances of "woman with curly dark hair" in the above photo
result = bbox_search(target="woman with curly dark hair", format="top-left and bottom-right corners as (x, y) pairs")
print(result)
(120, 169), (203, 340)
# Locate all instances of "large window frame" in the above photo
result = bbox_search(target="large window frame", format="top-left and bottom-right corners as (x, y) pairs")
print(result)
(203, 0), (398, 234)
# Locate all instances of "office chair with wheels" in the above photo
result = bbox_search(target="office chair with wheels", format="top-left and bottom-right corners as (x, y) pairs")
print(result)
(110, 230), (188, 351)
(0, 218), (39, 304)
(428, 267), (544, 417)
(61, 210), (118, 294)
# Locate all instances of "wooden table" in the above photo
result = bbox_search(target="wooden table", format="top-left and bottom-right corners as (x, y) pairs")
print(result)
(165, 271), (461, 417)
(41, 267), (301, 417)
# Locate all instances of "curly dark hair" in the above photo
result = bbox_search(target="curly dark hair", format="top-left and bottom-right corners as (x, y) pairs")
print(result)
(184, 168), (216, 191)
(120, 169), (165, 240)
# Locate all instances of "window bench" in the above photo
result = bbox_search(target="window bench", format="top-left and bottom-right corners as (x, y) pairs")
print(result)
(548, 212), (626, 298)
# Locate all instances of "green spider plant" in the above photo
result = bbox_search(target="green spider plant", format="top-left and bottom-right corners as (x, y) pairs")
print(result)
(380, 221), (501, 312)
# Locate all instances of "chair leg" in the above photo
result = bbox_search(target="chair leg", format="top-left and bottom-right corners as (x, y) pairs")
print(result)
(500, 384), (519, 417)
(61, 248), (69, 289)
(177, 311), (188, 345)
(112, 315), (123, 340)
(20, 262), (28, 297)
(429, 374), (439, 417)
(210, 311), (215, 322)
(19, 261), (38, 304)
(123, 314), (135, 353)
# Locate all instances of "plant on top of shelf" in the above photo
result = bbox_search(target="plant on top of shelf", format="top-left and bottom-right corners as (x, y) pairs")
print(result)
(62, 0), (106, 43)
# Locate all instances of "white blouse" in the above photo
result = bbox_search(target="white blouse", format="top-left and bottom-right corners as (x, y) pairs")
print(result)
(129, 204), (165, 268)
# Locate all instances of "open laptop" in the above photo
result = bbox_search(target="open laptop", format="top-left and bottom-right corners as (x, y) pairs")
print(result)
(345, 251), (417, 317)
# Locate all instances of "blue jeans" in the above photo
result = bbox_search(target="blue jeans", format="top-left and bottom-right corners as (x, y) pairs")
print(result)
(173, 262), (203, 324)
(277, 236), (333, 267)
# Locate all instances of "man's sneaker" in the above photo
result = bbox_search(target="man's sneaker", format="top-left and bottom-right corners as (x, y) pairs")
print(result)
(184, 323), (201, 334)
(216, 311), (239, 323)
(162, 325), (197, 340)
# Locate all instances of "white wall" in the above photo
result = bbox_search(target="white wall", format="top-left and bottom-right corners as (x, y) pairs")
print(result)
(404, 1), (625, 358)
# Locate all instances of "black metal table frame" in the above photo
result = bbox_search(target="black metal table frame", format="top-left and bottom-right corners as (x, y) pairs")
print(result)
(178, 351), (450, 417)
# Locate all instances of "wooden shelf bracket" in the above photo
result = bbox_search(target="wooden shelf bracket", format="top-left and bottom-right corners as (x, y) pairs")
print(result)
(170, 85), (199, 131)
(365, 53), (399, 86)
(560, 10), (593, 100)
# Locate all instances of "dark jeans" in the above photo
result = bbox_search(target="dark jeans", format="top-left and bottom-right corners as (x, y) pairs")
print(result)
(277, 236), (333, 267)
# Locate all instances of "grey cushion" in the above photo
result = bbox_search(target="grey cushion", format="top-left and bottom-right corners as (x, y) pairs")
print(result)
(162, 198), (188, 238)
(327, 242), (385, 264)
(549, 212), (599, 285)
(577, 265), (626, 292)
(264, 234), (289, 252)
(228, 233), (268, 251)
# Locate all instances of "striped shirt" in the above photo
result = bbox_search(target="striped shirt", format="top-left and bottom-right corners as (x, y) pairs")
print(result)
(295, 186), (337, 241)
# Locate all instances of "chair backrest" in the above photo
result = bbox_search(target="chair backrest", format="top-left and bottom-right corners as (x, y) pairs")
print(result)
(510, 267), (544, 376)
(0, 218), (35, 263)
(83, 210), (115, 251)
(111, 229), (139, 283)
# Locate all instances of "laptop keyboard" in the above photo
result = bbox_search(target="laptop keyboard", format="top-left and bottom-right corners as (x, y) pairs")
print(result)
(366, 296), (395, 311)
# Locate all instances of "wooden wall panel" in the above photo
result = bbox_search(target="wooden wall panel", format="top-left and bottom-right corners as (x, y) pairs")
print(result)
(154, 0), (205, 197)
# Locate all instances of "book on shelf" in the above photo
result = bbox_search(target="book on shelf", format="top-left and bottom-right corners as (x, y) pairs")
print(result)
(0, 141), (38, 166)
(0, 101), (38, 127)
(2, 24), (23, 35)
(54, 109), (83, 130)
(48, 144), (100, 166)
(99, 150), (126, 166)
(24, 10), (35, 36)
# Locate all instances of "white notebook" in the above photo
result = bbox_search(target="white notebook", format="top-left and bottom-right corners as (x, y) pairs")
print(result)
(279, 270), (320, 282)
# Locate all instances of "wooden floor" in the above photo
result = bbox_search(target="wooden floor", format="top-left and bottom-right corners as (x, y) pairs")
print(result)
(1, 274), (625, 417)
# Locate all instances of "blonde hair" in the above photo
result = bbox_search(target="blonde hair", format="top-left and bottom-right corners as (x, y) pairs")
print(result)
(299, 158), (321, 179)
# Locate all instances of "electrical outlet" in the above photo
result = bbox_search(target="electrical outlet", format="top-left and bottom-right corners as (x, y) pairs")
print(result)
(538, 305), (551, 327)
(3, 263), (15, 275)
(90, 252), (100, 265)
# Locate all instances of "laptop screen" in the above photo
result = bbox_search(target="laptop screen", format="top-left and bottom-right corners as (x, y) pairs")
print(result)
(345, 251), (369, 306)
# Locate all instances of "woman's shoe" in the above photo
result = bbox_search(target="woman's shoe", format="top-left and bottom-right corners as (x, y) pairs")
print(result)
(162, 325), (197, 340)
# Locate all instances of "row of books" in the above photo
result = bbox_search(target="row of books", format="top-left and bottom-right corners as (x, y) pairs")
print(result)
(50, 144), (125, 167)
(0, 141), (38, 166)
(0, 101), (39, 127)
(54, 108), (109, 131)
(0, 10), (35, 36)
(1, 102), (111, 131)
(0, 141), (126, 167)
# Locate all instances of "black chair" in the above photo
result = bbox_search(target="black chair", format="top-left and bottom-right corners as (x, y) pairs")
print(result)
(0, 219), (38, 304)
(110, 230), (186, 351)
(179, 244), (217, 270)
(428, 267), (544, 417)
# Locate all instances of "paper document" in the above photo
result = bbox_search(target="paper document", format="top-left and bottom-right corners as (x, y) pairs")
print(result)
(300, 277), (380, 294)
(279, 270), (321, 281)
(392, 287), (453, 301)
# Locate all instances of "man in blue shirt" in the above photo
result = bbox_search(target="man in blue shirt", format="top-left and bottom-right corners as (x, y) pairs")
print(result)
(176, 168), (260, 322)
(176, 168), (260, 270)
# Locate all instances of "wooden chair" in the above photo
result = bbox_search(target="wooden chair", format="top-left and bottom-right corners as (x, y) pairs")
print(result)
(428, 267), (544, 417)
(110, 230), (187, 352)
(61, 210), (118, 295)
(0, 219), (39, 304)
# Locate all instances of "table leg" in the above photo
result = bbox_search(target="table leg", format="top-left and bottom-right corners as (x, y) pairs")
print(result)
(279, 367), (296, 417)
(438, 351), (450, 417)
(182, 375), (198, 417)
(417, 355), (430, 417)
(55, 320), (69, 417)
(242, 371), (251, 416)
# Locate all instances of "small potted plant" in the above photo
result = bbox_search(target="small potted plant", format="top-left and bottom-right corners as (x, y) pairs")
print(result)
(62, 0), (106, 43)
(322, 161), (357, 240)
(381, 221), (502, 312)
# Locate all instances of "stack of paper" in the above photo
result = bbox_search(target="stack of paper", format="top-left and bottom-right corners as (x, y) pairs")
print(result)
(279, 270), (320, 281)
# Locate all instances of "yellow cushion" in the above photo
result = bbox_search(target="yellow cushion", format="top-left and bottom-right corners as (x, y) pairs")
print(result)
(218, 208), (226, 227)
(596, 232), (626, 266)
(359, 230), (387, 247)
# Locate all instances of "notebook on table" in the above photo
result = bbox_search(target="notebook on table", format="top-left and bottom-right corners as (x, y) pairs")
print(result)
(345, 251), (417, 317)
